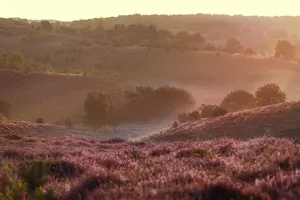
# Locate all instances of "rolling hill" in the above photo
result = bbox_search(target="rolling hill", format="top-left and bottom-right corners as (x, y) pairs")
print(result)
(1, 25), (300, 122)
(144, 101), (300, 142)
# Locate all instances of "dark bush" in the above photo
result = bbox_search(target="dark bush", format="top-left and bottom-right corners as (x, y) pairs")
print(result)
(36, 117), (45, 124)
(100, 138), (127, 144)
(0, 113), (7, 121)
(65, 175), (122, 200)
(58, 117), (75, 127)
(18, 160), (52, 192)
(200, 104), (228, 118)
(50, 161), (84, 179)
(150, 147), (171, 157)
(0, 98), (11, 118)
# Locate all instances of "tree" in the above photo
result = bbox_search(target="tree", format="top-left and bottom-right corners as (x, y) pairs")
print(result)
(40, 20), (53, 32)
(84, 92), (114, 128)
(244, 48), (255, 55)
(224, 38), (243, 54)
(220, 90), (256, 112)
(255, 83), (286, 107)
(0, 98), (11, 118)
(274, 40), (296, 60)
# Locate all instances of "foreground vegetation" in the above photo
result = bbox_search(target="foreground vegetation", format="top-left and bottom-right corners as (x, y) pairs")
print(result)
(1, 134), (300, 199)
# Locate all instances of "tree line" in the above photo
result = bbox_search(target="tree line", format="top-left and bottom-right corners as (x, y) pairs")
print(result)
(83, 85), (195, 128)
(177, 83), (286, 123)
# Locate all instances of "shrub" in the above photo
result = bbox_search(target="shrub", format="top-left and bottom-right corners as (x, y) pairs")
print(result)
(200, 104), (227, 118)
(0, 98), (11, 118)
(255, 83), (286, 106)
(177, 112), (190, 123)
(0, 113), (6, 121)
(189, 110), (201, 120)
(0, 163), (56, 199)
(57, 117), (75, 127)
(36, 117), (45, 124)
(150, 147), (171, 157)
(18, 160), (52, 192)
(220, 90), (256, 112)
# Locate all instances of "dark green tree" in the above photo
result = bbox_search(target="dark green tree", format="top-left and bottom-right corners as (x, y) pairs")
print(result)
(255, 83), (286, 107)
(84, 92), (114, 128)
(224, 38), (243, 53)
(220, 90), (256, 112)
(274, 40), (296, 60)
(40, 20), (53, 32)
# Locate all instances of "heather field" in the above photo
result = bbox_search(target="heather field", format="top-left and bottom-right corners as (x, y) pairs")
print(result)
(2, 133), (300, 199)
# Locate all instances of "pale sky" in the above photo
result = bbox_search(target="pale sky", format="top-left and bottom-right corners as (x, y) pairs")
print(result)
(2, 0), (300, 21)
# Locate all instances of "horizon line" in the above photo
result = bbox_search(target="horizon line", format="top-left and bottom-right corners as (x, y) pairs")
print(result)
(2, 12), (300, 22)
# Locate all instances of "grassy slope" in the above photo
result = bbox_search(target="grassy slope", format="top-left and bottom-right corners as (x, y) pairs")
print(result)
(146, 101), (300, 142)
(0, 70), (128, 122)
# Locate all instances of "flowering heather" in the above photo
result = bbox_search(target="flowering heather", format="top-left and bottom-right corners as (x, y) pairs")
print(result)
(1, 133), (300, 199)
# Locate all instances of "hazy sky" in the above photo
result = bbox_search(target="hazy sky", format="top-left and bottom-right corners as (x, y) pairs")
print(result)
(2, 0), (300, 21)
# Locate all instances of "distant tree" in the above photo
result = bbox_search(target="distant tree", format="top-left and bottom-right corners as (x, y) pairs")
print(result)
(84, 92), (114, 128)
(255, 83), (286, 107)
(224, 38), (243, 54)
(0, 98), (11, 118)
(205, 43), (216, 51)
(147, 25), (158, 42)
(40, 20), (54, 32)
(119, 85), (195, 123)
(244, 48), (255, 55)
(36, 117), (45, 124)
(220, 90), (256, 112)
(62, 66), (71, 74)
(274, 40), (296, 60)
(176, 31), (190, 41)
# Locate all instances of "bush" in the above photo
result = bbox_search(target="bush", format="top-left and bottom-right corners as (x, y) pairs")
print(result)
(0, 162), (56, 199)
(177, 112), (190, 123)
(255, 83), (286, 106)
(0, 98), (11, 118)
(220, 90), (256, 112)
(0, 113), (6, 121)
(18, 160), (52, 192)
(36, 117), (45, 124)
(200, 104), (227, 118)
(57, 117), (74, 127)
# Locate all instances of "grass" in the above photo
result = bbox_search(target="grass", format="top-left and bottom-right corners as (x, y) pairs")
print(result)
(1, 133), (300, 199)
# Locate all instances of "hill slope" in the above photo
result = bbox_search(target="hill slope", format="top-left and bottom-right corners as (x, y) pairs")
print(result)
(145, 101), (300, 142)
(0, 70), (128, 122)
(2, 30), (300, 122)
